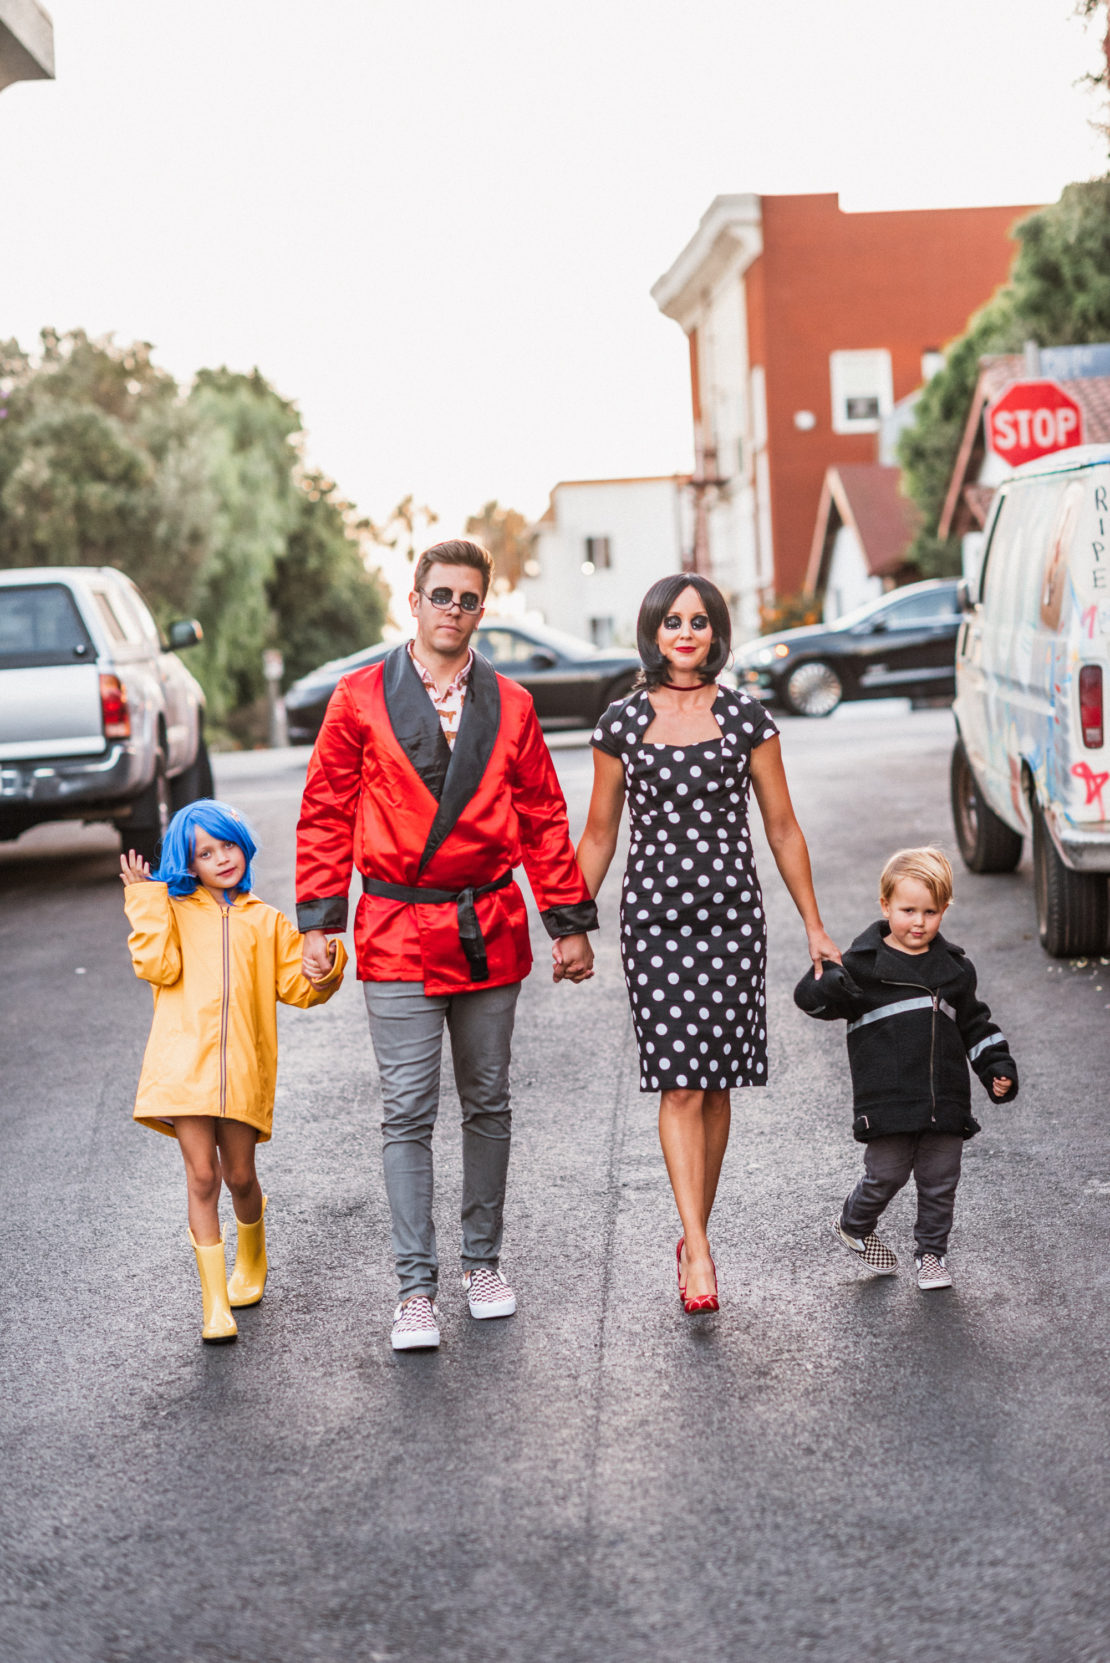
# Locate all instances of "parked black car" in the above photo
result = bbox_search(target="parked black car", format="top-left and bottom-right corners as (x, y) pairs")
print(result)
(734, 579), (962, 717)
(283, 622), (643, 744)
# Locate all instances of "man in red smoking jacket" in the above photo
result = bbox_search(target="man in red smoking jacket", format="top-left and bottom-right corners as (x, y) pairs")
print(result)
(297, 539), (597, 1351)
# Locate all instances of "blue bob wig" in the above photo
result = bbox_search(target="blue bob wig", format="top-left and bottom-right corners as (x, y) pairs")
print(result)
(153, 798), (257, 897)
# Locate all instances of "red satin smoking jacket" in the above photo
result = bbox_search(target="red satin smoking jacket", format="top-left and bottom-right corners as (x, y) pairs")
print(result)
(295, 645), (598, 994)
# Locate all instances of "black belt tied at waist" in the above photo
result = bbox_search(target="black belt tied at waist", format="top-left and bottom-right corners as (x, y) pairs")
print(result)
(361, 870), (513, 981)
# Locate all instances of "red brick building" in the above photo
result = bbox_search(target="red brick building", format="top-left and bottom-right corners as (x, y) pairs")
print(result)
(651, 192), (1038, 634)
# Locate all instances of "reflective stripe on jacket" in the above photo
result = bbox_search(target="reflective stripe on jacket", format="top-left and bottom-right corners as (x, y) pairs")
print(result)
(793, 920), (1018, 1141)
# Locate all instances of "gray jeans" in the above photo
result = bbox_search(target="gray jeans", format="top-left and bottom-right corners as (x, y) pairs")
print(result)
(841, 1130), (964, 1255)
(364, 979), (520, 1301)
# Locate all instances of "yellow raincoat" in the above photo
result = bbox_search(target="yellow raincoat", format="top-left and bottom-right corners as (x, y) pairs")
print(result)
(124, 880), (347, 1141)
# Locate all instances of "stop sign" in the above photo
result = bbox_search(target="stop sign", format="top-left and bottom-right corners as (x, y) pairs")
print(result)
(986, 379), (1084, 467)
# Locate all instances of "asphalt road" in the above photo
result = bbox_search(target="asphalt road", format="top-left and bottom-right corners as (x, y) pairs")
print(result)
(2, 703), (1109, 1663)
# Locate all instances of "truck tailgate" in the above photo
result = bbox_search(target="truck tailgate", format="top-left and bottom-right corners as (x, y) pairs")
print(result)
(0, 666), (106, 760)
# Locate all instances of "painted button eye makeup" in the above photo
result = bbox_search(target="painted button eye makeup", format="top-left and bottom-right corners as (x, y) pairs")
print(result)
(663, 613), (710, 631)
(421, 587), (483, 613)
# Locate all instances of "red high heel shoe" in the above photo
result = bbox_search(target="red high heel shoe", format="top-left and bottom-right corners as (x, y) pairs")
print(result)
(676, 1237), (686, 1301)
(683, 1259), (719, 1315)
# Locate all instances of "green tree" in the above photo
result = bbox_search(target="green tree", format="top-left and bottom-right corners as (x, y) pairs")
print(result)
(0, 332), (390, 734)
(898, 178), (1110, 572)
(268, 470), (388, 686)
(0, 330), (205, 605)
(183, 367), (302, 720)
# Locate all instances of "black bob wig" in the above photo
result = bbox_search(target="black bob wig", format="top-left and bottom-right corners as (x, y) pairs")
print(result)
(634, 573), (732, 689)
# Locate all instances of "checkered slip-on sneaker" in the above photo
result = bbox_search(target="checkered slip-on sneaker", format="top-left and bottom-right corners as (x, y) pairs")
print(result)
(463, 1266), (517, 1319)
(390, 1296), (441, 1350)
(915, 1253), (953, 1291)
(831, 1216), (898, 1275)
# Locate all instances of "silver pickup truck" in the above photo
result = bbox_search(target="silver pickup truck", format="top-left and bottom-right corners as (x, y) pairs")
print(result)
(0, 567), (213, 863)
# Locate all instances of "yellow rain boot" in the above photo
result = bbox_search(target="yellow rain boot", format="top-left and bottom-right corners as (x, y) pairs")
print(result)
(228, 1195), (268, 1309)
(188, 1226), (238, 1343)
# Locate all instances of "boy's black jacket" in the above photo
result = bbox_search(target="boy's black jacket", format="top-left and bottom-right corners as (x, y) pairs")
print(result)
(793, 920), (1018, 1141)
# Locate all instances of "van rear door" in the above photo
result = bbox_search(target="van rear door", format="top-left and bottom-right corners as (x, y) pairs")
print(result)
(0, 583), (105, 760)
(1058, 466), (1110, 824)
(960, 477), (1071, 826)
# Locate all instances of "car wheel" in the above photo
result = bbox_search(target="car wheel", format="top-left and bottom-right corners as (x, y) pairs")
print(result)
(783, 660), (842, 717)
(171, 734), (215, 811)
(1032, 800), (1109, 957)
(128, 749), (173, 867)
(950, 740), (1022, 873)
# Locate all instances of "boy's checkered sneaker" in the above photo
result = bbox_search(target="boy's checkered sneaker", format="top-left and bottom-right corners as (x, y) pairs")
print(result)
(390, 1296), (441, 1350)
(463, 1266), (517, 1319)
(915, 1252), (953, 1291)
(831, 1216), (898, 1275)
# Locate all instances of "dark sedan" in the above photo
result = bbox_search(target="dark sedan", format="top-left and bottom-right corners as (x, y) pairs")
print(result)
(283, 621), (643, 744)
(734, 579), (961, 717)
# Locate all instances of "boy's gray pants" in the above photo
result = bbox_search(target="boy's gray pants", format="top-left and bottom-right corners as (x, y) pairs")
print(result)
(841, 1130), (964, 1255)
(364, 979), (520, 1302)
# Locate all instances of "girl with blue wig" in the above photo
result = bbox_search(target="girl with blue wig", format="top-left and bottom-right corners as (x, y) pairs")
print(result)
(120, 798), (347, 1344)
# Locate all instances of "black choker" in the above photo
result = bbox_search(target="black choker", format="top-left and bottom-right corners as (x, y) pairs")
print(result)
(657, 680), (708, 690)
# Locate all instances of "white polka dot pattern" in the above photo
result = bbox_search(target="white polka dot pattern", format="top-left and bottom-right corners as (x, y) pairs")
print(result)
(592, 687), (779, 1093)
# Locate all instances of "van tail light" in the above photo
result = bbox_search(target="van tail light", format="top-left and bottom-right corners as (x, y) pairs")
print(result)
(1079, 664), (1104, 749)
(100, 674), (131, 740)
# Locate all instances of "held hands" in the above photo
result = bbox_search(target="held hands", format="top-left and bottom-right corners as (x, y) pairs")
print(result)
(991, 1076), (1013, 1099)
(807, 924), (842, 979)
(551, 932), (595, 985)
(308, 939), (339, 987)
(302, 927), (337, 984)
(119, 849), (151, 886)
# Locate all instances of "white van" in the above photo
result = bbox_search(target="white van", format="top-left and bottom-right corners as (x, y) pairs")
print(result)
(951, 443), (1110, 957)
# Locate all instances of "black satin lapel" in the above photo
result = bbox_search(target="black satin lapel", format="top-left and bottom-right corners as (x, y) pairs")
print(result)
(382, 645), (452, 801)
(418, 652), (502, 875)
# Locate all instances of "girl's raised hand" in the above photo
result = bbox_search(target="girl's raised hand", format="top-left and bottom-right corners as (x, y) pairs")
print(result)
(119, 849), (151, 886)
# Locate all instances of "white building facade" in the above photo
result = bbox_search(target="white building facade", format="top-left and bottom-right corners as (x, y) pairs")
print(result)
(650, 196), (771, 640)
(823, 525), (881, 621)
(519, 476), (691, 648)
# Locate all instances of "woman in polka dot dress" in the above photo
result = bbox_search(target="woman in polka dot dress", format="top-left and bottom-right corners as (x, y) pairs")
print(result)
(571, 575), (840, 1312)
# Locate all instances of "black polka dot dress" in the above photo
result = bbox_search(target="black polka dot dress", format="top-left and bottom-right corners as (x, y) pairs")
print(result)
(591, 686), (780, 1094)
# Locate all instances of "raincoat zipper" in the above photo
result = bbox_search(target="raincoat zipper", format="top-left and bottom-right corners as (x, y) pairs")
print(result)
(882, 976), (938, 1121)
(219, 905), (230, 1116)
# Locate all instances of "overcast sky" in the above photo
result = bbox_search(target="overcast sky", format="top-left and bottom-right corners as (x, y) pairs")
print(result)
(2, 1), (1107, 601)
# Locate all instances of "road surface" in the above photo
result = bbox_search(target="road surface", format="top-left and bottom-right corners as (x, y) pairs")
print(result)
(1, 703), (1107, 1663)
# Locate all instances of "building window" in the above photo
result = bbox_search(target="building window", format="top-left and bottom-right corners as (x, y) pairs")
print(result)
(589, 616), (614, 648)
(585, 535), (612, 571)
(829, 349), (893, 435)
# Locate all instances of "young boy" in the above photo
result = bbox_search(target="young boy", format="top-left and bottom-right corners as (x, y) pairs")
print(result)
(794, 847), (1017, 1291)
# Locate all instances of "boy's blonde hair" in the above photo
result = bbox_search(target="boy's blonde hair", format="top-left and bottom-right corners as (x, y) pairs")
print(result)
(879, 846), (954, 911)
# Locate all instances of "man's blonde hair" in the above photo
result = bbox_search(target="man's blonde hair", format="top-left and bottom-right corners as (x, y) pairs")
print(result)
(879, 846), (954, 911)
